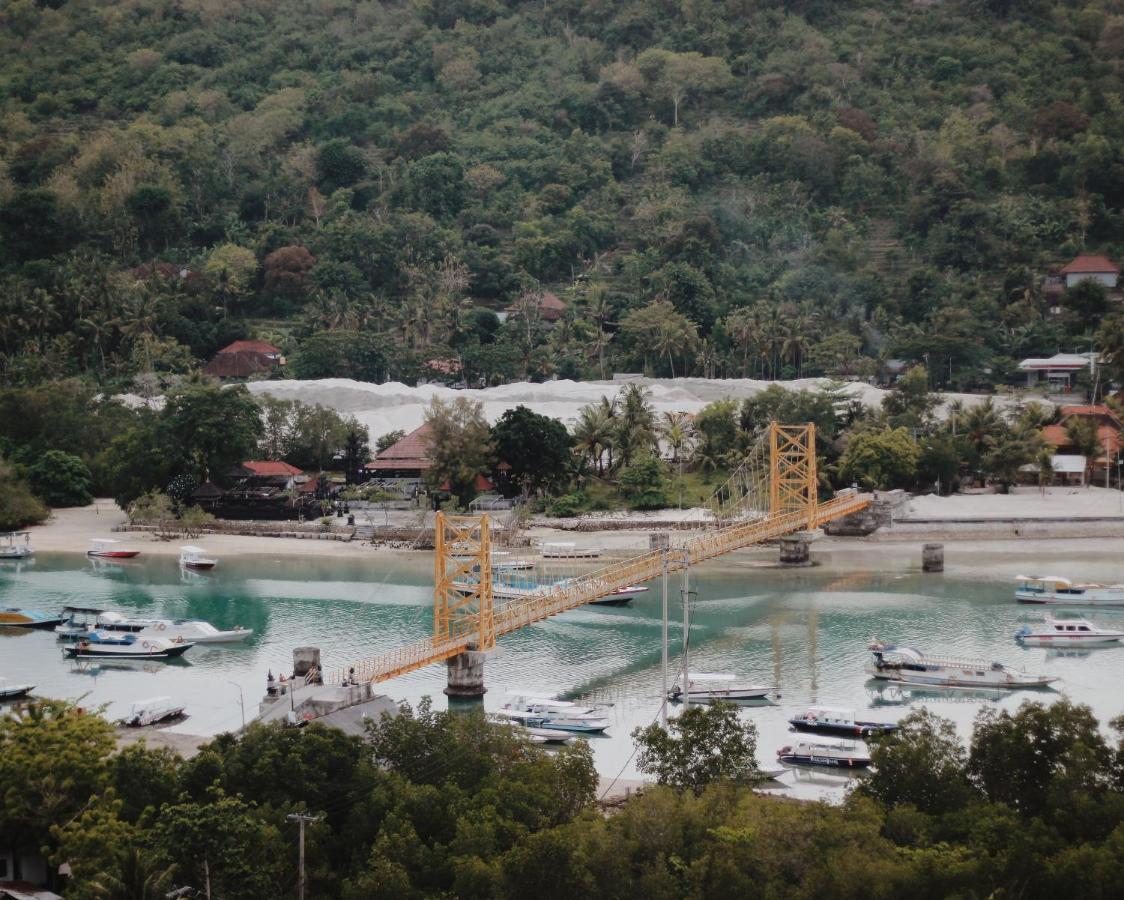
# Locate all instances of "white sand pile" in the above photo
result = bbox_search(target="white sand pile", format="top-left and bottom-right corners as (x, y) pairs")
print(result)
(245, 376), (1019, 443)
(904, 486), (1124, 520)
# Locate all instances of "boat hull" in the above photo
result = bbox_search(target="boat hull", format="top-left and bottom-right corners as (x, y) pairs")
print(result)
(64, 642), (193, 660)
(789, 719), (897, 738)
(181, 561), (216, 570)
(87, 550), (140, 559)
(0, 549), (33, 559)
(1016, 590), (1124, 605)
(866, 668), (1055, 689)
(0, 612), (65, 629)
(1017, 633), (1124, 646)
(778, 752), (871, 769)
(0, 684), (34, 699)
(670, 687), (771, 702)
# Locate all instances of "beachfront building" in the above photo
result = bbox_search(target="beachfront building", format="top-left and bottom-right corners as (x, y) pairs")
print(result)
(234, 460), (304, 490)
(1042, 405), (1123, 484)
(1020, 454), (1088, 487)
(1016, 353), (1094, 391)
(203, 340), (284, 379)
(363, 424), (433, 498)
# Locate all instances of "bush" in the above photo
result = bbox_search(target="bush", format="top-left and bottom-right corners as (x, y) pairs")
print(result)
(0, 459), (48, 530)
(547, 492), (583, 517)
(27, 450), (92, 507)
(619, 455), (670, 510)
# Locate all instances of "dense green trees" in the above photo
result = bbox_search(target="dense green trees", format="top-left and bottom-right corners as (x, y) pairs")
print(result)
(0, 0), (1119, 389)
(490, 405), (573, 495)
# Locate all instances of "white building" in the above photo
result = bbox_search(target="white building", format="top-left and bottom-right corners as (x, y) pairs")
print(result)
(1059, 255), (1119, 289)
(1017, 353), (1095, 390)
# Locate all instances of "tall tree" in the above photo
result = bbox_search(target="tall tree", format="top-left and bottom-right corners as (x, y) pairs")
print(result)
(423, 397), (495, 508)
(491, 405), (572, 495)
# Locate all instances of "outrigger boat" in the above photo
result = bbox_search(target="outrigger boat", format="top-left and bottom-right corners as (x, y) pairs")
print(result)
(1015, 615), (1124, 647)
(0, 678), (35, 700)
(867, 640), (1057, 690)
(788, 705), (897, 738)
(64, 631), (195, 660)
(1015, 575), (1124, 605)
(179, 546), (217, 571)
(87, 538), (140, 559)
(0, 608), (66, 629)
(0, 531), (34, 560)
(777, 738), (871, 769)
(668, 673), (771, 703)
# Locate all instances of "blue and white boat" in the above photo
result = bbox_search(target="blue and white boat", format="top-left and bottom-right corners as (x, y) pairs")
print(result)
(0, 608), (65, 629)
(63, 631), (195, 660)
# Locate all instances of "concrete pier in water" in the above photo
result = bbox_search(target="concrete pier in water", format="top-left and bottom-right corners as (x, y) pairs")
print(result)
(445, 646), (487, 697)
(779, 531), (815, 566)
(922, 543), (944, 572)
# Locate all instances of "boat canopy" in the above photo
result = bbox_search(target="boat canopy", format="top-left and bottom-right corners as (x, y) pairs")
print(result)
(98, 611), (126, 623)
(89, 538), (121, 544)
(180, 546), (207, 554)
(685, 672), (738, 681)
(806, 705), (855, 719)
(1017, 575), (1073, 586)
(63, 605), (105, 614)
(131, 696), (173, 710)
(506, 689), (562, 701)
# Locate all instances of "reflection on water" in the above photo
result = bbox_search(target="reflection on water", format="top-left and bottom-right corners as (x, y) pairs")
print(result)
(3, 550), (1124, 801)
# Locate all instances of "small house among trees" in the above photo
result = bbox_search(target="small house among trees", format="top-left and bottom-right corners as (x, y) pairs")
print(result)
(1058, 255), (1119, 289)
(203, 340), (284, 379)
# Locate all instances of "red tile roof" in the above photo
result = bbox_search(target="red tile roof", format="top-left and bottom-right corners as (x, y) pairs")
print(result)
(242, 460), (303, 476)
(203, 351), (273, 378)
(1043, 424), (1121, 454)
(218, 340), (282, 355)
(1059, 255), (1119, 275)
(364, 424), (434, 471)
(1060, 404), (1123, 425)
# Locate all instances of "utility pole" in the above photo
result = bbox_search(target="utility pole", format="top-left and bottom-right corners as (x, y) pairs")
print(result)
(287, 813), (320, 900)
(661, 552), (669, 728)
(681, 549), (691, 711)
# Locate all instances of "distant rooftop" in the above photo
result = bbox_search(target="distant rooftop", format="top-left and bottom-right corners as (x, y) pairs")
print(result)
(1017, 353), (1093, 371)
(1059, 254), (1119, 275)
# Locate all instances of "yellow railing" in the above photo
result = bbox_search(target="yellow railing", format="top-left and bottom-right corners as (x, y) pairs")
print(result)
(326, 489), (870, 686)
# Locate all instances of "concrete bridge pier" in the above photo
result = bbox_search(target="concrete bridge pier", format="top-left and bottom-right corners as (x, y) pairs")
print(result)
(779, 531), (815, 566)
(922, 543), (944, 573)
(445, 645), (487, 697)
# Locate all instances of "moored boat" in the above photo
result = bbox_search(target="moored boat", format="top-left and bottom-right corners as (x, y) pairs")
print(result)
(63, 631), (195, 660)
(866, 640), (1057, 689)
(540, 541), (600, 559)
(0, 607), (66, 629)
(122, 696), (186, 727)
(1015, 615), (1124, 646)
(55, 606), (106, 639)
(58, 609), (251, 643)
(87, 538), (140, 559)
(0, 531), (34, 560)
(1015, 575), (1124, 605)
(777, 738), (871, 769)
(496, 708), (610, 733)
(179, 545), (217, 570)
(788, 705), (897, 738)
(669, 673), (771, 703)
(0, 678), (35, 700)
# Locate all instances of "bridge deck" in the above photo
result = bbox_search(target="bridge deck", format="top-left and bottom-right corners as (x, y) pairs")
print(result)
(328, 492), (870, 685)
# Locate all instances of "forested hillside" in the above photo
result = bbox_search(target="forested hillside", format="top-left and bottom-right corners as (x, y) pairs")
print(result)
(1, 0), (1122, 388)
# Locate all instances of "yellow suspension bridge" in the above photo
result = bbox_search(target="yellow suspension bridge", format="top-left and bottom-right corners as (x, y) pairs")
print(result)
(327, 423), (871, 687)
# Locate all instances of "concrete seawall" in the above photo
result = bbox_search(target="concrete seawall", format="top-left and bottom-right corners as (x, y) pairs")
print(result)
(870, 517), (1124, 541)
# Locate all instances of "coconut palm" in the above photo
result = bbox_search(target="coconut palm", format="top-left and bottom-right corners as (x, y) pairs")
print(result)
(573, 403), (614, 476)
(659, 411), (695, 464)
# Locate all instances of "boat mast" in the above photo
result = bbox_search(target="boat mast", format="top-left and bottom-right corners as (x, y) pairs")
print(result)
(661, 552), (669, 728)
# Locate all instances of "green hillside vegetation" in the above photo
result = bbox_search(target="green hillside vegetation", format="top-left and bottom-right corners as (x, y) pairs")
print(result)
(2, 0), (1124, 388)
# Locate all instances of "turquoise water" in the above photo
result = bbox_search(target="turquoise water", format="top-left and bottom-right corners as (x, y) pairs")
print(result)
(3, 549), (1124, 802)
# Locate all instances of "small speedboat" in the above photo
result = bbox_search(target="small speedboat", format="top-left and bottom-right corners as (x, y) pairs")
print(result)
(0, 608), (66, 629)
(64, 631), (194, 660)
(777, 738), (871, 769)
(87, 538), (140, 559)
(1015, 616), (1124, 646)
(122, 696), (186, 727)
(589, 584), (649, 606)
(669, 673), (771, 703)
(82, 611), (251, 644)
(0, 531), (34, 560)
(788, 706), (897, 738)
(179, 545), (217, 571)
(523, 726), (575, 744)
(867, 640), (1056, 690)
(497, 709), (610, 733)
(1016, 575), (1124, 605)
(0, 678), (35, 700)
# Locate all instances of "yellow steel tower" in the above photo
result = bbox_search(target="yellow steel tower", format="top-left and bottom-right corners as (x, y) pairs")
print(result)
(433, 512), (495, 650)
(768, 422), (818, 530)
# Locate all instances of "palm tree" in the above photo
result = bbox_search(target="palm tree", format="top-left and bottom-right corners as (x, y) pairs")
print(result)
(658, 411), (695, 464)
(724, 307), (757, 377)
(89, 847), (176, 899)
(962, 399), (1003, 460)
(573, 403), (614, 475)
(616, 384), (657, 468)
(585, 284), (615, 379)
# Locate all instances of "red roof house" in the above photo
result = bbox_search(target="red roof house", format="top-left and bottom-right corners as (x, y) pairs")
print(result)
(504, 290), (567, 324)
(204, 340), (283, 379)
(1059, 255), (1119, 288)
(364, 424), (434, 477)
(242, 460), (303, 477)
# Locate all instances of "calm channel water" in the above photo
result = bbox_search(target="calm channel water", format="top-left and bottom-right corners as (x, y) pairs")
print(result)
(4, 548), (1124, 802)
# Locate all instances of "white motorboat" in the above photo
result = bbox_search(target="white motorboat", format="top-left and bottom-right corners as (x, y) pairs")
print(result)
(788, 705), (897, 738)
(1016, 575), (1124, 605)
(777, 738), (871, 769)
(0, 531), (34, 560)
(0, 678), (34, 700)
(453, 577), (647, 607)
(55, 606), (106, 639)
(496, 708), (610, 733)
(179, 545), (217, 571)
(1015, 616), (1124, 646)
(867, 640), (1057, 689)
(122, 696), (185, 727)
(63, 631), (195, 660)
(522, 726), (575, 744)
(88, 611), (252, 644)
(668, 673), (771, 703)
(540, 541), (600, 559)
(86, 538), (140, 559)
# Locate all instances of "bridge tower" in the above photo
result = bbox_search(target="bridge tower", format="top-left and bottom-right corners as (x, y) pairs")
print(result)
(434, 512), (494, 697)
(768, 422), (818, 531)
